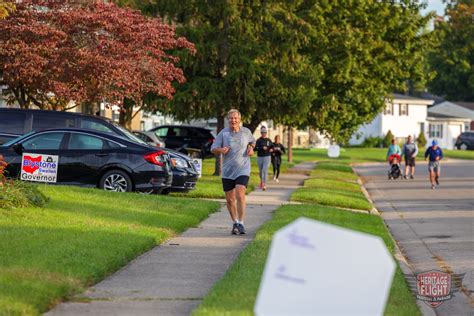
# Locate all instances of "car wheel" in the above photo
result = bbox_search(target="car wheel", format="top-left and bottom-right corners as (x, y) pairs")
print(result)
(459, 143), (468, 150)
(100, 170), (133, 192)
(161, 188), (170, 195)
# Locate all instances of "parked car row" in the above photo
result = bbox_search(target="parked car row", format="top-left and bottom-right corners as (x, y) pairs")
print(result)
(0, 108), (207, 194)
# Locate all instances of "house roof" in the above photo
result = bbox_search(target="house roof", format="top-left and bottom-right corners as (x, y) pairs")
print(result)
(427, 112), (471, 121)
(391, 93), (434, 105)
(453, 102), (474, 111)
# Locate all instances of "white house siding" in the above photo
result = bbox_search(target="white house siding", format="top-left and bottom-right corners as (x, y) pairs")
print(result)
(426, 118), (469, 149)
(381, 104), (427, 139)
(349, 114), (382, 145)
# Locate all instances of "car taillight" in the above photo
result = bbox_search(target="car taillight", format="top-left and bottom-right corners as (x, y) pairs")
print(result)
(144, 151), (166, 166)
(208, 138), (214, 143)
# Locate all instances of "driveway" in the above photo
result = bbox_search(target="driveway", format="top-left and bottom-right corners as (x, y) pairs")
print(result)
(354, 159), (474, 316)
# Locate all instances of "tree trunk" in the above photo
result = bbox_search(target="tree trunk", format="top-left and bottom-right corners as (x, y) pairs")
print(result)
(287, 126), (293, 163)
(82, 101), (99, 116)
(243, 115), (261, 134)
(119, 98), (134, 129)
(213, 113), (225, 176)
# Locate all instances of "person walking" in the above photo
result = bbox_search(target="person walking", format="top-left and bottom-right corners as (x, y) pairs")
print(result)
(386, 138), (401, 179)
(402, 135), (418, 179)
(211, 109), (255, 235)
(271, 135), (285, 182)
(424, 139), (443, 190)
(255, 126), (273, 191)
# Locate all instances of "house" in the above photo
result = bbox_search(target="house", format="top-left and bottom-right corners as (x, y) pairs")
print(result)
(428, 101), (474, 131)
(349, 94), (434, 145)
(426, 101), (474, 149)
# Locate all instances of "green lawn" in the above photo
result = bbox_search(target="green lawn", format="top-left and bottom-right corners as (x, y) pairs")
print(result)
(443, 149), (474, 160)
(291, 187), (372, 210)
(193, 204), (420, 316)
(310, 169), (358, 182)
(304, 178), (362, 192)
(0, 185), (219, 315)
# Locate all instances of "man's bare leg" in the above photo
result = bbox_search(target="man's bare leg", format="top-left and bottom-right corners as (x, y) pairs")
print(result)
(405, 165), (409, 178)
(225, 189), (237, 222)
(411, 166), (415, 177)
(429, 170), (435, 188)
(235, 185), (247, 223)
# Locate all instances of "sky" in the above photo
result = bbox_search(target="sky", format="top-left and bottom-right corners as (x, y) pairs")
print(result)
(422, 0), (447, 16)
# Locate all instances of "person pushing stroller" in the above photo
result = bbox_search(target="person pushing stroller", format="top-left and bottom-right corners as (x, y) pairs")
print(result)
(386, 138), (402, 180)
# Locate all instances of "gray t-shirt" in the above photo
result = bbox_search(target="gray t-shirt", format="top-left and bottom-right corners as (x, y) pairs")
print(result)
(211, 127), (256, 179)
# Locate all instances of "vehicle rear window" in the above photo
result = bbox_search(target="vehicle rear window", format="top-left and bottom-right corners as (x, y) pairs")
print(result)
(0, 112), (26, 134)
(68, 133), (104, 150)
(32, 114), (75, 131)
(81, 119), (114, 134)
(154, 127), (168, 137)
(194, 128), (214, 138)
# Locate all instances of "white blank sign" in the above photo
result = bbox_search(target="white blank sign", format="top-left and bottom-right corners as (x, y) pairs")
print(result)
(254, 217), (395, 316)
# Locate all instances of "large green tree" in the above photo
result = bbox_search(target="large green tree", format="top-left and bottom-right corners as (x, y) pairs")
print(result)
(428, 0), (474, 101)
(123, 1), (432, 144)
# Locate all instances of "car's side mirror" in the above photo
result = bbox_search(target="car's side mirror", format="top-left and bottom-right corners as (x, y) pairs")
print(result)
(12, 143), (24, 155)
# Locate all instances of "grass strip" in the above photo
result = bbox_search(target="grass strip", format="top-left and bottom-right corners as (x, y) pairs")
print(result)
(304, 178), (362, 192)
(310, 169), (358, 182)
(291, 187), (372, 210)
(193, 204), (420, 316)
(0, 185), (219, 315)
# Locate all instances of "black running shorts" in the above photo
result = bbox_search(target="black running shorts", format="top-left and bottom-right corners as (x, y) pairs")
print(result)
(222, 176), (250, 192)
(405, 157), (416, 167)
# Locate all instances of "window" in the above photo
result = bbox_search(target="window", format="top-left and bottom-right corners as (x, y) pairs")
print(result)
(68, 133), (104, 150)
(429, 124), (443, 138)
(168, 127), (188, 137)
(81, 119), (114, 134)
(32, 114), (75, 131)
(22, 132), (64, 150)
(399, 104), (409, 116)
(0, 112), (26, 134)
(154, 127), (168, 137)
(464, 122), (470, 132)
(384, 104), (394, 115)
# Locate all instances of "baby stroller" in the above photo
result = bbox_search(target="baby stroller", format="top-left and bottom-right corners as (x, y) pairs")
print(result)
(388, 154), (401, 180)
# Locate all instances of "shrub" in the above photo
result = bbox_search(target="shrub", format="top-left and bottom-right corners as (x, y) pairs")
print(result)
(383, 130), (394, 148)
(0, 155), (48, 209)
(417, 131), (427, 148)
(361, 136), (384, 148)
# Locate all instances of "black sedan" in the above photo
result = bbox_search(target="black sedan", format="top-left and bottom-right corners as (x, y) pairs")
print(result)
(0, 128), (173, 193)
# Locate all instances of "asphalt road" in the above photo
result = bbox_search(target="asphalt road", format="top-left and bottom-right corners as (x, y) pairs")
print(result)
(354, 159), (474, 316)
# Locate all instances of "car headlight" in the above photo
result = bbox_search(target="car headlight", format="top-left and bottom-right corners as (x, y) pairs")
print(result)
(171, 158), (188, 168)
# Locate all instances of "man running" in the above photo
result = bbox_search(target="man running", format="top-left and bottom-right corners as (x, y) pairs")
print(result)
(402, 135), (418, 179)
(211, 109), (256, 235)
(424, 139), (443, 190)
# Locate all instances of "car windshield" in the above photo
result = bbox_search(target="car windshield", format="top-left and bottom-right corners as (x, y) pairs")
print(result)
(1, 131), (35, 147)
(112, 123), (148, 145)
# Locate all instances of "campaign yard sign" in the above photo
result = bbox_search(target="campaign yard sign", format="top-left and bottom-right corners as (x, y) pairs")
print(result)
(254, 217), (395, 316)
(21, 153), (59, 183)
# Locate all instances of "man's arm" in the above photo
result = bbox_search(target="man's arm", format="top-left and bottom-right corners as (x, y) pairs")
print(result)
(211, 131), (228, 155)
(424, 147), (430, 160)
(413, 143), (419, 157)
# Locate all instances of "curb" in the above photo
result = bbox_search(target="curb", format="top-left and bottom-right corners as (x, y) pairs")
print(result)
(356, 178), (380, 215)
(354, 168), (435, 316)
(393, 243), (437, 316)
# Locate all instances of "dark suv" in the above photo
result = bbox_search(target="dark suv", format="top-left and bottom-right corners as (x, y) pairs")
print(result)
(455, 132), (474, 150)
(149, 125), (215, 158)
(0, 108), (146, 145)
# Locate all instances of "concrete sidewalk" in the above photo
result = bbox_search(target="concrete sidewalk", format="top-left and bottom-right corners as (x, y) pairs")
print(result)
(47, 162), (315, 316)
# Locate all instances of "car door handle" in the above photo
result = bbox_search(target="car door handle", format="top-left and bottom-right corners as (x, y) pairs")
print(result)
(95, 153), (109, 157)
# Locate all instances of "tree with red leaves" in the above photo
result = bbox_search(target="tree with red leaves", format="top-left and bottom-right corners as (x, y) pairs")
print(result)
(0, 0), (194, 125)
